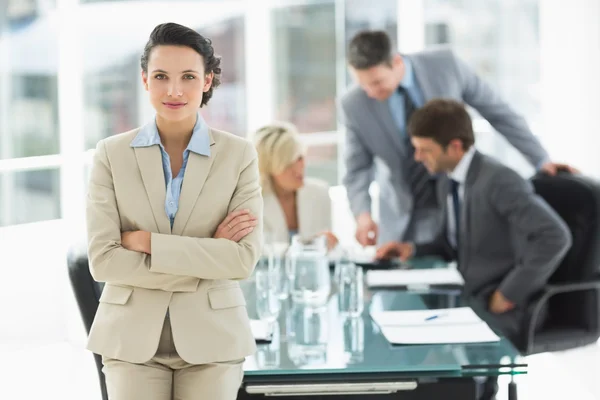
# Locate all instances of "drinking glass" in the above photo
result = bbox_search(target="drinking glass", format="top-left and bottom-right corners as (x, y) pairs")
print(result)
(338, 264), (364, 317)
(255, 269), (281, 333)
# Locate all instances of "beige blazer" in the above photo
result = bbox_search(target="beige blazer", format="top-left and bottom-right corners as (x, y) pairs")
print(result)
(85, 126), (263, 365)
(263, 177), (331, 243)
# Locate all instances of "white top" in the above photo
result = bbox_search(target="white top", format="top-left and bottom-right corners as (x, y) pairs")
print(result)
(262, 177), (332, 244)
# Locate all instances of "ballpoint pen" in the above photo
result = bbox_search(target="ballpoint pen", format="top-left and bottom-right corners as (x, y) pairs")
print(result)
(424, 313), (448, 321)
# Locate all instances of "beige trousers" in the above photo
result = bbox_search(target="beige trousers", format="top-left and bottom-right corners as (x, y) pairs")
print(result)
(102, 315), (244, 400)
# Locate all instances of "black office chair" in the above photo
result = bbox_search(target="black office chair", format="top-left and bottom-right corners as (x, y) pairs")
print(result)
(517, 171), (600, 355)
(67, 243), (108, 400)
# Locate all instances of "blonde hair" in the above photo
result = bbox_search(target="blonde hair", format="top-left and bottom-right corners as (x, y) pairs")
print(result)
(252, 122), (305, 194)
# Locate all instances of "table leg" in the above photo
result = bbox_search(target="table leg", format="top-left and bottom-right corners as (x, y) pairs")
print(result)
(508, 377), (518, 400)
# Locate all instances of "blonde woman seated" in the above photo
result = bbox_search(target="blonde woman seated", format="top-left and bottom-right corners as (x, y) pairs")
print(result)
(253, 122), (338, 250)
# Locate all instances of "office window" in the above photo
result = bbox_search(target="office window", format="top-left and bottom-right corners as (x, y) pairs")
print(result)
(272, 2), (337, 134)
(83, 59), (139, 150)
(0, 0), (61, 227)
(199, 17), (246, 136)
(0, 169), (61, 227)
(424, 0), (540, 122)
(3, 75), (59, 158)
(6, 0), (55, 27)
(0, 12), (59, 159)
(304, 143), (338, 186)
(271, 0), (398, 186)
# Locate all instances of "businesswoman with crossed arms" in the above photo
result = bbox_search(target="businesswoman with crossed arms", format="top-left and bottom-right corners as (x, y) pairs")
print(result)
(85, 23), (262, 399)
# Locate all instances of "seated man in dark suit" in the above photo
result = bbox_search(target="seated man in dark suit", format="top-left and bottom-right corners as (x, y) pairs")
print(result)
(376, 98), (572, 341)
(376, 99), (572, 399)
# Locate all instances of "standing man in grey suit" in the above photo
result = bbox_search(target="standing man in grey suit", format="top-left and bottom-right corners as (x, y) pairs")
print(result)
(375, 99), (572, 342)
(341, 30), (575, 245)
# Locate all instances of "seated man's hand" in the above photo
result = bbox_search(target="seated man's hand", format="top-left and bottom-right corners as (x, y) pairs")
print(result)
(375, 241), (414, 261)
(488, 290), (515, 314)
(540, 162), (579, 175)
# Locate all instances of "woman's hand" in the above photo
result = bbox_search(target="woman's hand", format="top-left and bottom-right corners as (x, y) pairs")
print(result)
(318, 230), (339, 251)
(214, 209), (258, 242)
(121, 231), (151, 254)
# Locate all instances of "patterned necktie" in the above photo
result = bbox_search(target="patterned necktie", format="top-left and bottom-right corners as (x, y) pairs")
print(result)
(398, 85), (437, 209)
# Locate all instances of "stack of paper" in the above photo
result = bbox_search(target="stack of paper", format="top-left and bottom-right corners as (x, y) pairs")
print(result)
(370, 307), (500, 344)
(366, 268), (464, 288)
(349, 245), (377, 263)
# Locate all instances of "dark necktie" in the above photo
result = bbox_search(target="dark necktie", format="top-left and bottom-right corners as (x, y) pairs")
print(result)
(398, 86), (437, 209)
(450, 178), (461, 247)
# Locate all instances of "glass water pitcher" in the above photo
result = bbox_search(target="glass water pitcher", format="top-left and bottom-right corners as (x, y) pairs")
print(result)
(286, 303), (329, 367)
(287, 234), (331, 306)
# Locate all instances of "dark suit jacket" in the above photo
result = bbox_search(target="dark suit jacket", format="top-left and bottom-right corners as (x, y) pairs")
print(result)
(416, 151), (572, 305)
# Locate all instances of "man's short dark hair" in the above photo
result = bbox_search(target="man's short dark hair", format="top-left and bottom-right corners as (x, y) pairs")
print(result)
(347, 30), (393, 70)
(408, 99), (475, 150)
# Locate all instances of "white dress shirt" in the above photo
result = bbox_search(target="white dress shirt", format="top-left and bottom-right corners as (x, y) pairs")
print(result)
(446, 146), (476, 248)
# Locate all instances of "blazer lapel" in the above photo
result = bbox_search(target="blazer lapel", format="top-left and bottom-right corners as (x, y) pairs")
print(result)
(436, 174), (449, 215)
(171, 130), (216, 235)
(460, 151), (483, 266)
(134, 146), (171, 234)
(366, 98), (406, 156)
(405, 53), (436, 102)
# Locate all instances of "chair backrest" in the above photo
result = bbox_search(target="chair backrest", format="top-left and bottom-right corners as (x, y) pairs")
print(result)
(67, 245), (109, 400)
(531, 171), (600, 283)
(67, 243), (104, 334)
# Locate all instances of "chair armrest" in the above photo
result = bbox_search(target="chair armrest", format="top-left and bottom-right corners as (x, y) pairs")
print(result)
(544, 280), (600, 295)
(524, 279), (600, 353)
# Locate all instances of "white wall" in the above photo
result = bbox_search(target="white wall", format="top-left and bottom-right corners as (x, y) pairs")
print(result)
(0, 221), (73, 345)
(540, 0), (600, 176)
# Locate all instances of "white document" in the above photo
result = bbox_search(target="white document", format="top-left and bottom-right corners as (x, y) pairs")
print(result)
(371, 307), (500, 344)
(349, 245), (377, 263)
(371, 307), (481, 327)
(250, 320), (272, 341)
(366, 268), (464, 287)
(380, 323), (500, 344)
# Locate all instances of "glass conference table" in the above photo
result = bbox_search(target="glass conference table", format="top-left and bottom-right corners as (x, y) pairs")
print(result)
(238, 258), (526, 399)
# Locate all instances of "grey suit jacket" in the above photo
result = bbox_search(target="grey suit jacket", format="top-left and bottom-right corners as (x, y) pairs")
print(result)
(415, 151), (572, 306)
(340, 48), (550, 243)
